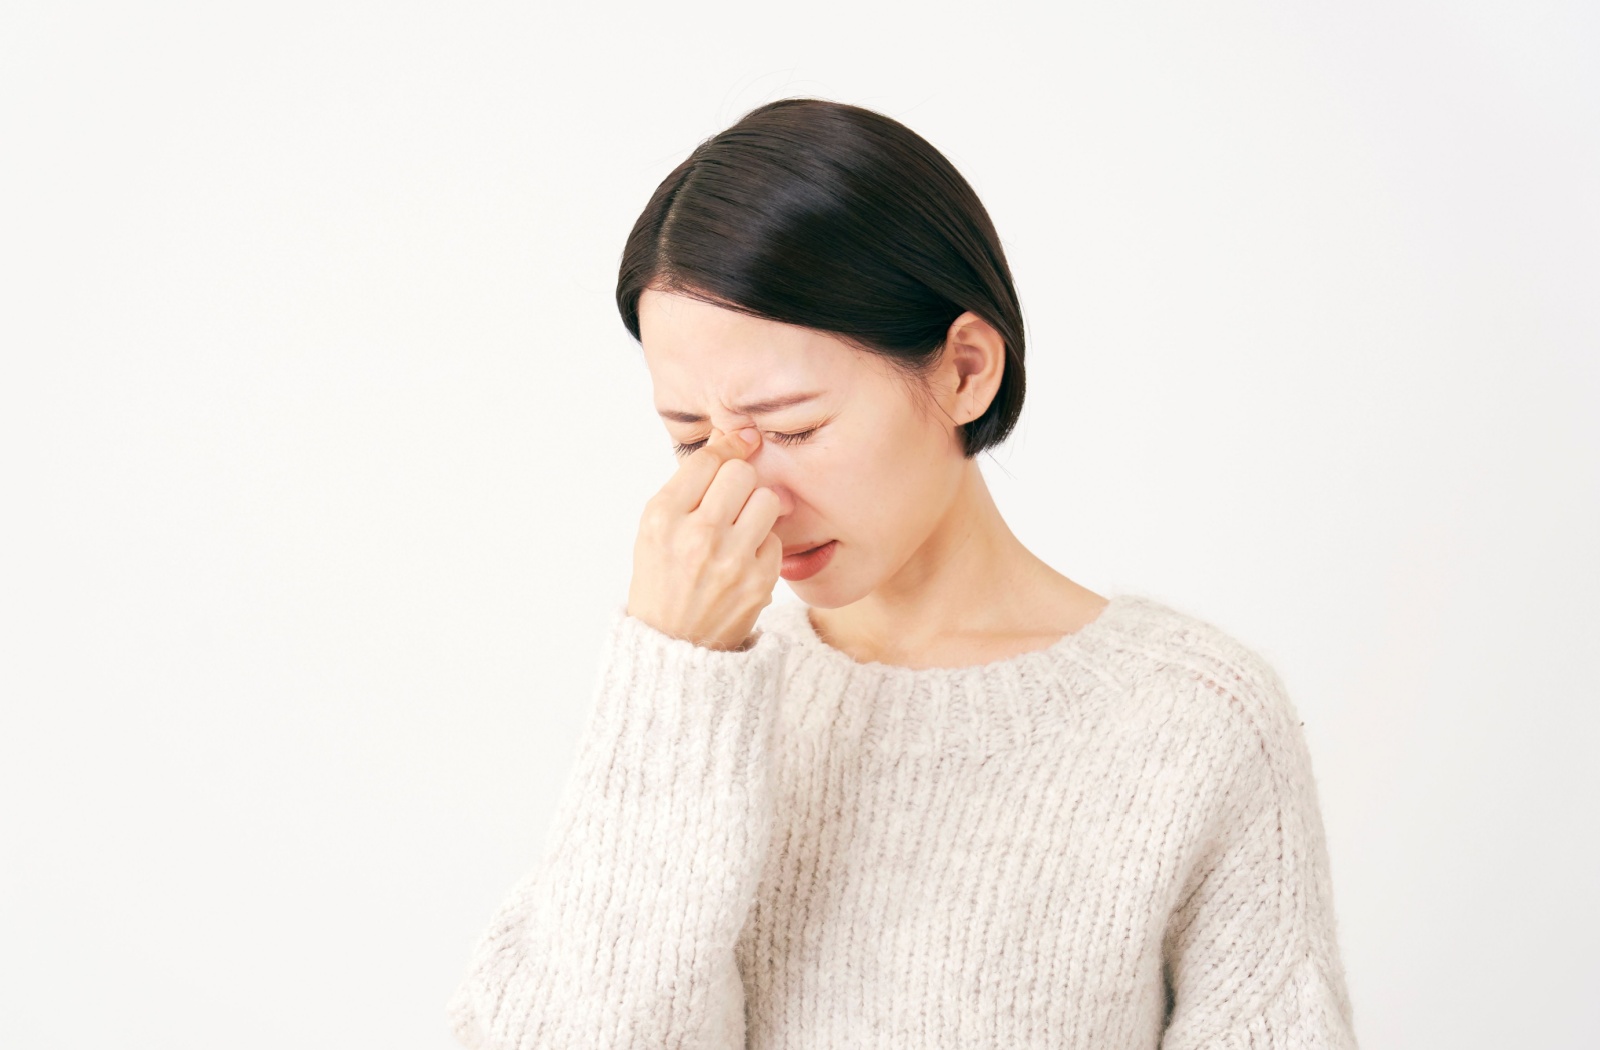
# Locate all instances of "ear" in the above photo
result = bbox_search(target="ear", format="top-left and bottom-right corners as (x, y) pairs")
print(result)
(939, 310), (1006, 425)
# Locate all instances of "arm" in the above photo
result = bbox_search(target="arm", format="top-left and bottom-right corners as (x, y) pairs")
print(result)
(446, 603), (788, 1050)
(1160, 653), (1359, 1050)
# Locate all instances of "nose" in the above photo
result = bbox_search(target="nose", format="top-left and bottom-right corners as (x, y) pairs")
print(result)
(711, 421), (757, 441)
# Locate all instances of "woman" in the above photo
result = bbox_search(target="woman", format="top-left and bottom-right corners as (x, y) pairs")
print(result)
(447, 99), (1358, 1049)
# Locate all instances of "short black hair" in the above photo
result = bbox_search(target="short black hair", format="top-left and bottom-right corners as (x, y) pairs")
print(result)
(615, 98), (1026, 458)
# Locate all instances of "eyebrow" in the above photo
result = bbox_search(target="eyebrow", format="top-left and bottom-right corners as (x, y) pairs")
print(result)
(656, 391), (825, 424)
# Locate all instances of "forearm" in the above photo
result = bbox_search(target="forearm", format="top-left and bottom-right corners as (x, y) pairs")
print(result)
(447, 606), (787, 1050)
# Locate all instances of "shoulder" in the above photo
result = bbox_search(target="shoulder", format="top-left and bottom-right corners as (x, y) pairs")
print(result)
(1099, 593), (1309, 767)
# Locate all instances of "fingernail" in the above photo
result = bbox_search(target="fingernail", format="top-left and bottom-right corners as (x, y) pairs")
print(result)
(739, 427), (760, 446)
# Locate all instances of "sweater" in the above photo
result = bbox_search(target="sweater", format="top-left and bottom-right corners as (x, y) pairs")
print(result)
(445, 591), (1358, 1049)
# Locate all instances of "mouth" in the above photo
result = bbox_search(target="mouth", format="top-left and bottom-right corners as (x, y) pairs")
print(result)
(779, 539), (838, 582)
(781, 541), (832, 557)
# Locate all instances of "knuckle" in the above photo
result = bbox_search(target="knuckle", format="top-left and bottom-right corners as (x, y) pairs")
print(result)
(639, 503), (669, 536)
(680, 522), (717, 558)
(711, 553), (741, 581)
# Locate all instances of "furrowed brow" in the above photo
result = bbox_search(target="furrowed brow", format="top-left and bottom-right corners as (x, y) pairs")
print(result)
(657, 391), (824, 424)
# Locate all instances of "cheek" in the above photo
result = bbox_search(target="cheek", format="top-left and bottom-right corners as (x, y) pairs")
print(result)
(787, 425), (921, 522)
(822, 462), (900, 526)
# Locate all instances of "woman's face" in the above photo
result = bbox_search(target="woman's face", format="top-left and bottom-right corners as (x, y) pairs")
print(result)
(637, 286), (987, 607)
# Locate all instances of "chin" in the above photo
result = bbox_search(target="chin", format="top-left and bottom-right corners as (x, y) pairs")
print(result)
(785, 564), (869, 610)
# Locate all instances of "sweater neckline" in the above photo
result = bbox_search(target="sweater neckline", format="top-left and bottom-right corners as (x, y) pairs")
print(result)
(763, 592), (1140, 684)
(755, 594), (1150, 756)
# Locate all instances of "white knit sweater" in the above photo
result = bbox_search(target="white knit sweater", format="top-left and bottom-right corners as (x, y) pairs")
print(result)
(446, 592), (1358, 1049)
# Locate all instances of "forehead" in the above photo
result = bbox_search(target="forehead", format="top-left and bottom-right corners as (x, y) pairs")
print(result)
(638, 288), (856, 404)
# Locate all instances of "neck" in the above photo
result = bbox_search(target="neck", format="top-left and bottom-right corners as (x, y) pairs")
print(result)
(813, 460), (1095, 657)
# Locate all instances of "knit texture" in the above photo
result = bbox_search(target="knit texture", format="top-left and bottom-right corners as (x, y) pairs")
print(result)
(446, 591), (1358, 1049)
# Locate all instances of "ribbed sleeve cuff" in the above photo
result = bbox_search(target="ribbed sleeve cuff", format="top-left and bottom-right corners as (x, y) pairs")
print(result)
(587, 603), (789, 792)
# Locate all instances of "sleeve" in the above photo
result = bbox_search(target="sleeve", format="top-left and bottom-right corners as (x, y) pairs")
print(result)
(1159, 651), (1359, 1050)
(445, 602), (789, 1050)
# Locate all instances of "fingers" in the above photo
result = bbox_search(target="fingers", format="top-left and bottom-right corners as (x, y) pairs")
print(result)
(752, 529), (784, 581)
(696, 453), (762, 524)
(653, 426), (762, 517)
(729, 485), (782, 562)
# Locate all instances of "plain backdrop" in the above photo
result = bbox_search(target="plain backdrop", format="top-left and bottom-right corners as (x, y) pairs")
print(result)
(3, 2), (1597, 1047)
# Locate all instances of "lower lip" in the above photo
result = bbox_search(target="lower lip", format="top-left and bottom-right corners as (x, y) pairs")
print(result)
(780, 540), (837, 582)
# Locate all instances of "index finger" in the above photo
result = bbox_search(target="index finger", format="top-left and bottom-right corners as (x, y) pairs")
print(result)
(653, 426), (762, 515)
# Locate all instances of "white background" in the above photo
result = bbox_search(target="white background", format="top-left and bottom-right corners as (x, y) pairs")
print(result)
(3, 2), (1597, 1047)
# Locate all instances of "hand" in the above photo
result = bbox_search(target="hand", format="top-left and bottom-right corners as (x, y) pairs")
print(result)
(626, 426), (783, 652)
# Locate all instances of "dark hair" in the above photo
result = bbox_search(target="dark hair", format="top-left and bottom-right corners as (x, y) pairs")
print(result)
(615, 98), (1026, 458)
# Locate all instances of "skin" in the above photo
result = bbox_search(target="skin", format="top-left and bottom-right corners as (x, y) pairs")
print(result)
(637, 285), (1110, 669)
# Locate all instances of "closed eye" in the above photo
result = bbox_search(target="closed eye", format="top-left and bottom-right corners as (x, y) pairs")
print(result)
(672, 425), (821, 458)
